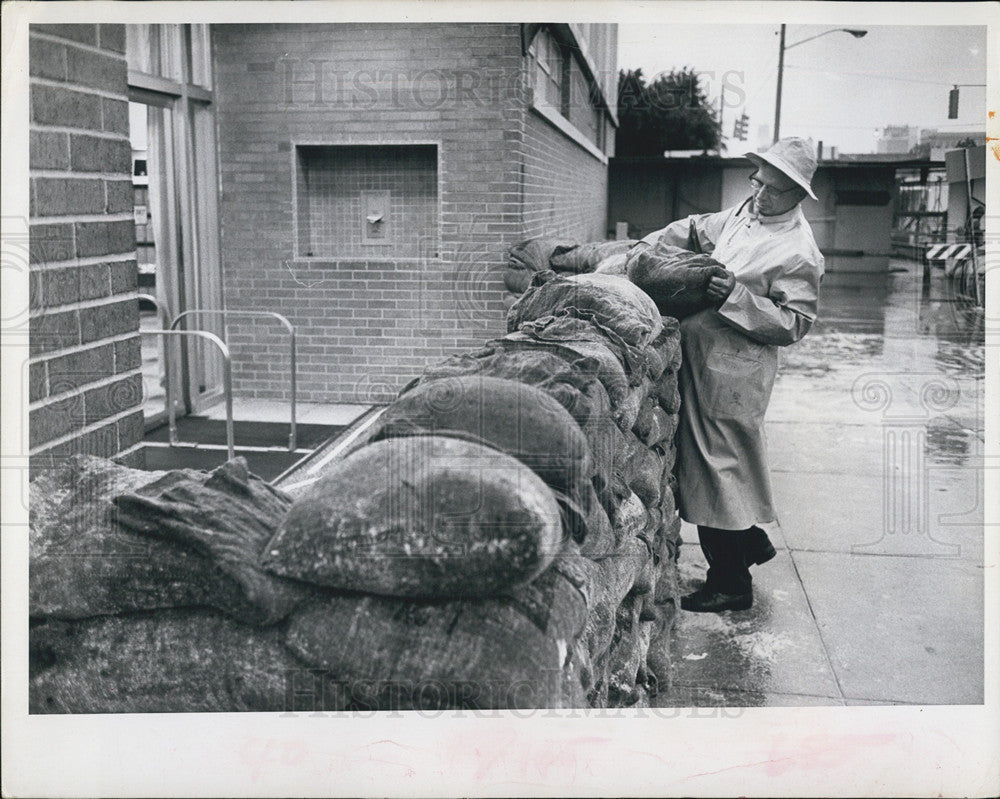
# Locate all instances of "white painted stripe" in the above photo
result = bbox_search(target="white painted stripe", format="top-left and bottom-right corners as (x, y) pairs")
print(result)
(30, 212), (135, 225)
(31, 252), (137, 271)
(29, 291), (140, 317)
(30, 170), (133, 181)
(927, 243), (973, 260)
(30, 31), (129, 62)
(30, 124), (131, 143)
(30, 75), (129, 103)
(28, 331), (139, 363)
(31, 367), (143, 408)
(28, 405), (141, 456)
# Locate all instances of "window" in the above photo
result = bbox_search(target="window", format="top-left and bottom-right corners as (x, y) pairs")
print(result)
(528, 26), (607, 158)
(295, 145), (439, 259)
(530, 28), (566, 113)
(127, 24), (222, 421)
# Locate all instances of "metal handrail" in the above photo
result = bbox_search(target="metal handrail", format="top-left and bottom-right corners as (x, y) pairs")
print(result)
(170, 310), (297, 451)
(137, 293), (168, 328)
(139, 328), (235, 460)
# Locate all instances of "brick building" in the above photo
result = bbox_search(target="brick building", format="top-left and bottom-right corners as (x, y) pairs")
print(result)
(27, 22), (619, 466)
(214, 23), (618, 404)
(28, 24), (144, 471)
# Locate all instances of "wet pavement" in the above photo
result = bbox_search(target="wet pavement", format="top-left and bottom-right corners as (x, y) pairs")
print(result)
(654, 259), (988, 707)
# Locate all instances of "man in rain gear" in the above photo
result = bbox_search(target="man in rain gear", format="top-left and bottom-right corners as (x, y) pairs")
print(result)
(629, 137), (824, 612)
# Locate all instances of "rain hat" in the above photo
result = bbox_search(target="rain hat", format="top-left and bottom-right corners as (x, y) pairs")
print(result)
(745, 137), (818, 201)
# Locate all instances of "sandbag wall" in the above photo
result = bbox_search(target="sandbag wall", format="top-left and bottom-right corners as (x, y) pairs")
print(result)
(29, 267), (684, 714)
(502, 237), (638, 307)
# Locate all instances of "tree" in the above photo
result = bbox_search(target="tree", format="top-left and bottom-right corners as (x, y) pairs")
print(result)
(616, 68), (720, 157)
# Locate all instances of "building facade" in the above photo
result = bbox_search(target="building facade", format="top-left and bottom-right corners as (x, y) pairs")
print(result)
(28, 24), (145, 472)
(877, 125), (920, 155)
(28, 22), (618, 466)
(213, 23), (617, 405)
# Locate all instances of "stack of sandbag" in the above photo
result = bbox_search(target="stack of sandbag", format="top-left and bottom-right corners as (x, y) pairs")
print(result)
(626, 239), (730, 319)
(499, 271), (683, 705)
(29, 456), (327, 713)
(503, 236), (638, 307)
(383, 270), (684, 705)
(29, 272), (684, 712)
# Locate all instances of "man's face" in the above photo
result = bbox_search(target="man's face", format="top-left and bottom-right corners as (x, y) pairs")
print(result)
(750, 162), (805, 216)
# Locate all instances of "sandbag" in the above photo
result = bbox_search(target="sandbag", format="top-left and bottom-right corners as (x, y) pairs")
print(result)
(30, 456), (304, 626)
(264, 436), (564, 599)
(584, 536), (649, 663)
(609, 489), (650, 547)
(578, 499), (616, 559)
(550, 240), (638, 274)
(507, 236), (578, 273)
(115, 458), (309, 626)
(627, 241), (729, 319)
(616, 380), (651, 434)
(595, 251), (628, 275)
(504, 267), (532, 295)
(499, 332), (631, 411)
(371, 375), (594, 511)
(411, 347), (621, 518)
(620, 432), (664, 508)
(633, 398), (678, 448)
(29, 609), (322, 714)
(643, 318), (682, 381)
(605, 594), (649, 706)
(645, 515), (682, 684)
(656, 370), (682, 414)
(284, 558), (593, 710)
(513, 314), (647, 386)
(508, 272), (663, 348)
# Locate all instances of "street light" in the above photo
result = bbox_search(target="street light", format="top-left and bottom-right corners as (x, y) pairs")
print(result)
(773, 25), (868, 143)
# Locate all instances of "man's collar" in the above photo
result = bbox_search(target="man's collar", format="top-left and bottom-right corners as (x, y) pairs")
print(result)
(746, 201), (799, 226)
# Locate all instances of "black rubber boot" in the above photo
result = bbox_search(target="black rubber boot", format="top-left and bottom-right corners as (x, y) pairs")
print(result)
(746, 525), (777, 565)
(681, 527), (753, 613)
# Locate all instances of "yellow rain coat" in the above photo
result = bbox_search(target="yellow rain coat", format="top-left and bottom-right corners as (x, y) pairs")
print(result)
(639, 198), (824, 529)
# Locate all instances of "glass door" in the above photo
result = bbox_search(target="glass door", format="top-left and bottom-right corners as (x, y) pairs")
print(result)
(127, 24), (223, 427)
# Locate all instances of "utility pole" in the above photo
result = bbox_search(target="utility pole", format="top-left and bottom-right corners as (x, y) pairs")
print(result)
(773, 26), (867, 144)
(773, 24), (786, 143)
(718, 84), (725, 153)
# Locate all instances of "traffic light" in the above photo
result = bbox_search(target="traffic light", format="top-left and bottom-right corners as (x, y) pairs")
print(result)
(733, 112), (749, 141)
(948, 87), (959, 119)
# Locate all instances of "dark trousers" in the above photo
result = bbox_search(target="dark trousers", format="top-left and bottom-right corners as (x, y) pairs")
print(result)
(697, 525), (764, 594)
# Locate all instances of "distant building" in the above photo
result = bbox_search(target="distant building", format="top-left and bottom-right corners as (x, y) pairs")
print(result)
(877, 125), (920, 155)
(608, 153), (943, 274)
(920, 128), (985, 161)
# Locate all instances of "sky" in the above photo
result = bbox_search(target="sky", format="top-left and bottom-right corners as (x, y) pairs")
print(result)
(617, 24), (988, 154)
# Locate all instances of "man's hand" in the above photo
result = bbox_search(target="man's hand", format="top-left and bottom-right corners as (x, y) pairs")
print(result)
(706, 269), (736, 303)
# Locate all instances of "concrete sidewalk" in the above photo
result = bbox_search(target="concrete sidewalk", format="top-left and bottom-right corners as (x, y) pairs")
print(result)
(654, 260), (987, 707)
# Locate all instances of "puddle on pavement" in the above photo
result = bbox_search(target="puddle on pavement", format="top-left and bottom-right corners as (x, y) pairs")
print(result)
(935, 340), (986, 377)
(925, 417), (977, 466)
(665, 560), (781, 698)
(811, 263), (986, 348)
(780, 333), (886, 377)
(778, 262), (985, 384)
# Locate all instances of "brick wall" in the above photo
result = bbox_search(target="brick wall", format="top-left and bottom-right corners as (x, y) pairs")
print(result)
(28, 24), (142, 471)
(521, 111), (609, 242)
(213, 23), (610, 404)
